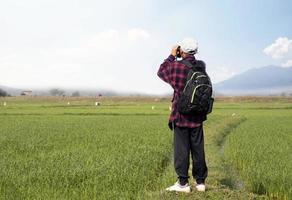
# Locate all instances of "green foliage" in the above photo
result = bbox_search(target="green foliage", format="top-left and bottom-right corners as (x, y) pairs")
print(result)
(0, 114), (172, 199)
(0, 97), (291, 199)
(224, 110), (292, 200)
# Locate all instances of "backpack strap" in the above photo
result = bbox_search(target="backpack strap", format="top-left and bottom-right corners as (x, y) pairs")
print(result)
(180, 60), (204, 72)
(180, 60), (194, 69)
(181, 59), (211, 83)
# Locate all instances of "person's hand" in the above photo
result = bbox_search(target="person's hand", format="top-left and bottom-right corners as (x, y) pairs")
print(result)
(171, 45), (179, 57)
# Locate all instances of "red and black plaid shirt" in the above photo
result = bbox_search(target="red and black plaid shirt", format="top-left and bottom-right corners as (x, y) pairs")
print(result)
(157, 54), (202, 129)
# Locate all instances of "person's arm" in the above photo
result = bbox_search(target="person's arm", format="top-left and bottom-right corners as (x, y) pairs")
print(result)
(157, 45), (179, 87)
(157, 55), (175, 85)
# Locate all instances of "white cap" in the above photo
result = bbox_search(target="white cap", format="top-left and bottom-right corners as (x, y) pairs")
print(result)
(178, 37), (198, 54)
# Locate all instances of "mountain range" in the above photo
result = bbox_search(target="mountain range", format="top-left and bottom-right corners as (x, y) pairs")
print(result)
(214, 65), (292, 96)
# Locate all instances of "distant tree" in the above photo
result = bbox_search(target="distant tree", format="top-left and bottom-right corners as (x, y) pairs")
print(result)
(60, 90), (65, 96)
(0, 89), (8, 97)
(71, 91), (80, 97)
(49, 88), (65, 96)
(49, 89), (59, 96)
(280, 92), (286, 97)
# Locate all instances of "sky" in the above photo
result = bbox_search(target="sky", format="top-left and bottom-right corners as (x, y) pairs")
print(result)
(0, 0), (292, 95)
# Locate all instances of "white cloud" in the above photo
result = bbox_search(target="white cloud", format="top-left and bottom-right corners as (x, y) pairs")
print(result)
(281, 60), (292, 68)
(89, 29), (120, 50)
(263, 37), (292, 59)
(127, 28), (150, 41)
(208, 66), (237, 84)
(0, 28), (171, 94)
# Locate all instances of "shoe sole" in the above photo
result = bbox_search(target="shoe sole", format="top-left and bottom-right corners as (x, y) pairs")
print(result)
(165, 188), (191, 193)
(196, 188), (206, 192)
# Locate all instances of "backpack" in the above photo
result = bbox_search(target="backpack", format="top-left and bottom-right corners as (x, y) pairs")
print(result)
(177, 60), (214, 115)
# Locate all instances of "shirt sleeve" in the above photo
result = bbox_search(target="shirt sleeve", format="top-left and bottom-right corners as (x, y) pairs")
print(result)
(157, 55), (175, 88)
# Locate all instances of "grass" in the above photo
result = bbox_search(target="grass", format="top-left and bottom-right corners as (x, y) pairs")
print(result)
(0, 114), (173, 199)
(224, 111), (292, 199)
(0, 96), (291, 199)
(145, 115), (266, 200)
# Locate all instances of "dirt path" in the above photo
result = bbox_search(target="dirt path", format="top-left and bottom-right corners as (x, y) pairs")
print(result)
(144, 115), (269, 200)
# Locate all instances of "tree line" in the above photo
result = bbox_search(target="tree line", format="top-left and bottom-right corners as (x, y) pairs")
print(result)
(0, 89), (10, 97)
(0, 88), (82, 97)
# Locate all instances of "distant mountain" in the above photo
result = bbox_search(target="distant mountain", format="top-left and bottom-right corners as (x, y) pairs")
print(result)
(0, 85), (23, 96)
(214, 65), (292, 96)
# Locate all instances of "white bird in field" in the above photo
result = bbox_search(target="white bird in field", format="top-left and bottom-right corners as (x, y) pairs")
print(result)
(3, 102), (6, 106)
(67, 102), (70, 105)
(152, 106), (155, 110)
(232, 113), (236, 116)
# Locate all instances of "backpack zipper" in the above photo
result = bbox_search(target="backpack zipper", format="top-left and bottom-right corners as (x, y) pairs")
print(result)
(183, 72), (201, 92)
(196, 75), (207, 78)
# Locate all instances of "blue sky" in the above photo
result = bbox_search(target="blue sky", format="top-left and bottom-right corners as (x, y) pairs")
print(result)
(0, 0), (292, 94)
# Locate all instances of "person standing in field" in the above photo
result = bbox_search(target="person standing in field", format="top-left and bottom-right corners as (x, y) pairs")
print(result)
(157, 38), (208, 193)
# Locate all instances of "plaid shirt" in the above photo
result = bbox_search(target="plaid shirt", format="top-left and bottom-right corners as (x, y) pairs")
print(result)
(157, 54), (202, 129)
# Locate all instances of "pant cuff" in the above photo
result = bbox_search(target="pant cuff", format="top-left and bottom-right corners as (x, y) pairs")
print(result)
(196, 179), (205, 184)
(179, 178), (189, 185)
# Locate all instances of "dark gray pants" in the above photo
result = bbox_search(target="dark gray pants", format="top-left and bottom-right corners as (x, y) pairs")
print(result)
(173, 123), (208, 185)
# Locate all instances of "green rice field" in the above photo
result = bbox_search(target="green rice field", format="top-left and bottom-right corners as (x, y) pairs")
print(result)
(0, 96), (291, 199)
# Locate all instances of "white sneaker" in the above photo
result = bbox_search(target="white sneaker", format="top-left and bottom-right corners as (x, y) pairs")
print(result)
(195, 184), (206, 192)
(165, 181), (191, 193)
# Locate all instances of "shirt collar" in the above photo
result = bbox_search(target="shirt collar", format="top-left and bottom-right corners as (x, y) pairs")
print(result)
(183, 54), (196, 61)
